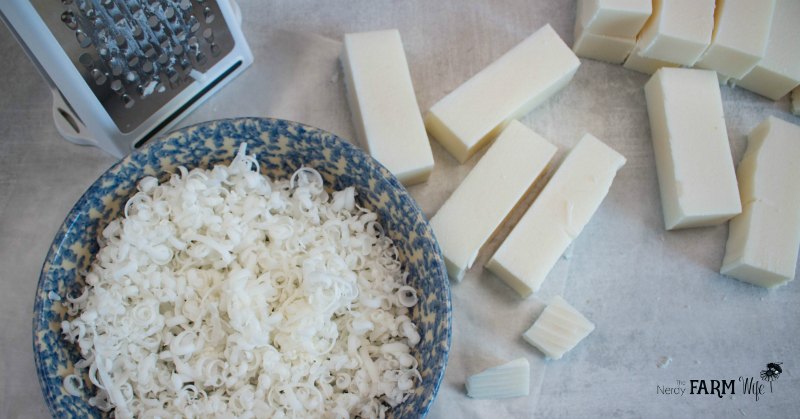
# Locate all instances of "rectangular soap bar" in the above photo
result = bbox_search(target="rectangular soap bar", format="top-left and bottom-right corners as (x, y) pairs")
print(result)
(522, 296), (595, 360)
(486, 134), (625, 296)
(577, 0), (652, 38)
(425, 25), (579, 163)
(573, 23), (636, 65)
(644, 68), (742, 230)
(466, 358), (530, 399)
(721, 117), (800, 288)
(341, 30), (434, 185)
(736, 0), (800, 100)
(695, 0), (775, 80)
(623, 42), (678, 75)
(637, 0), (716, 66)
(430, 121), (556, 281)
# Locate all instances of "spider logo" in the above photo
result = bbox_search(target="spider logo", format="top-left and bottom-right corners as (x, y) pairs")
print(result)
(760, 362), (783, 393)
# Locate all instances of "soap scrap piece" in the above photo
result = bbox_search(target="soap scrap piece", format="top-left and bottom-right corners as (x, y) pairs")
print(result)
(425, 24), (579, 163)
(721, 116), (800, 288)
(637, 0), (716, 66)
(695, 0), (775, 80)
(523, 296), (595, 360)
(623, 42), (677, 75)
(465, 358), (530, 399)
(486, 134), (625, 296)
(577, 0), (652, 39)
(431, 121), (556, 281)
(643, 68), (741, 230)
(736, 0), (800, 100)
(572, 24), (635, 65)
(341, 29), (434, 185)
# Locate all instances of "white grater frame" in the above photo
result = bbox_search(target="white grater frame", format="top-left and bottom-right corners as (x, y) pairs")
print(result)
(1, 0), (253, 158)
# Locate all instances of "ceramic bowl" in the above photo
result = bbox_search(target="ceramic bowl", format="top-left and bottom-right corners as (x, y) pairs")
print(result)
(33, 117), (451, 417)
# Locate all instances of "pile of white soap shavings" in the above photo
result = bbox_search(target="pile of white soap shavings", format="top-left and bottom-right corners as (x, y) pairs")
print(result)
(61, 144), (422, 418)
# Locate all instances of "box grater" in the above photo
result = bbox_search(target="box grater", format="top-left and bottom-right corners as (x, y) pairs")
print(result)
(1, 0), (253, 157)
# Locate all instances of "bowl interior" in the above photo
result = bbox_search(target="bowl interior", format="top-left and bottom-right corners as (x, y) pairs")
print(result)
(34, 117), (451, 417)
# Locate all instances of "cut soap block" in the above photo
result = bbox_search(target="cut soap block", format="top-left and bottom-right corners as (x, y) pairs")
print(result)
(623, 42), (677, 75)
(695, 0), (775, 80)
(430, 121), (556, 281)
(573, 23), (636, 65)
(721, 117), (800, 288)
(425, 24), (579, 163)
(637, 0), (716, 66)
(577, 0), (652, 38)
(465, 358), (530, 399)
(644, 68), (741, 230)
(523, 296), (595, 360)
(736, 0), (800, 100)
(486, 134), (625, 297)
(341, 30), (434, 185)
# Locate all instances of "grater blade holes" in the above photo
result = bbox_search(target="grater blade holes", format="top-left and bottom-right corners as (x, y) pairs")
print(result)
(203, 7), (215, 23)
(90, 68), (107, 85)
(202, 28), (214, 42)
(121, 94), (135, 109)
(76, 30), (92, 48)
(61, 11), (78, 30)
(79, 53), (94, 68)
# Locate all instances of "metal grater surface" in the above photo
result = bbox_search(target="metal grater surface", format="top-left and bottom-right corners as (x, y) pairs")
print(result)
(33, 0), (235, 133)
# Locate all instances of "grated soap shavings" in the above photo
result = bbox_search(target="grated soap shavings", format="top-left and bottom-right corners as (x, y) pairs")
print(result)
(62, 144), (421, 418)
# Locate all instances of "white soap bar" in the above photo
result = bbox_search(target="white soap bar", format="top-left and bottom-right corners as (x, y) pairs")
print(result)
(695, 0), (775, 80)
(721, 117), (800, 288)
(523, 296), (595, 360)
(793, 87), (800, 116)
(425, 25), (579, 163)
(465, 358), (530, 399)
(623, 42), (678, 75)
(341, 30), (434, 186)
(736, 0), (800, 100)
(644, 68), (741, 230)
(573, 23), (636, 65)
(577, 0), (652, 38)
(637, 0), (716, 66)
(486, 134), (625, 296)
(431, 121), (556, 281)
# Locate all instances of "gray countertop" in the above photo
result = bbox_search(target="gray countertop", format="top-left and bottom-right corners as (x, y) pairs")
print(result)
(2, 1), (799, 418)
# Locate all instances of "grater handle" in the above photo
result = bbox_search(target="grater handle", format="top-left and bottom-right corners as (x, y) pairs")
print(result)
(51, 89), (96, 147)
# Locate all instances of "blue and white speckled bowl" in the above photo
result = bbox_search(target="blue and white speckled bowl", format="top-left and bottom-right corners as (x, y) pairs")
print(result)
(34, 117), (451, 418)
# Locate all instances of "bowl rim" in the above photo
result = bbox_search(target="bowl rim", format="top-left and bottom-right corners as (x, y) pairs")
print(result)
(33, 117), (452, 418)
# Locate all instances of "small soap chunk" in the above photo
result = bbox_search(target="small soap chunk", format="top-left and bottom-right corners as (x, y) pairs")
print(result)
(465, 358), (530, 399)
(573, 24), (635, 65)
(721, 117), (800, 288)
(695, 0), (775, 80)
(637, 0), (716, 66)
(431, 121), (556, 281)
(793, 87), (800, 116)
(523, 296), (595, 360)
(341, 29), (434, 185)
(577, 0), (652, 38)
(736, 0), (800, 100)
(425, 25), (579, 163)
(486, 134), (625, 296)
(623, 43), (678, 75)
(644, 68), (741, 230)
